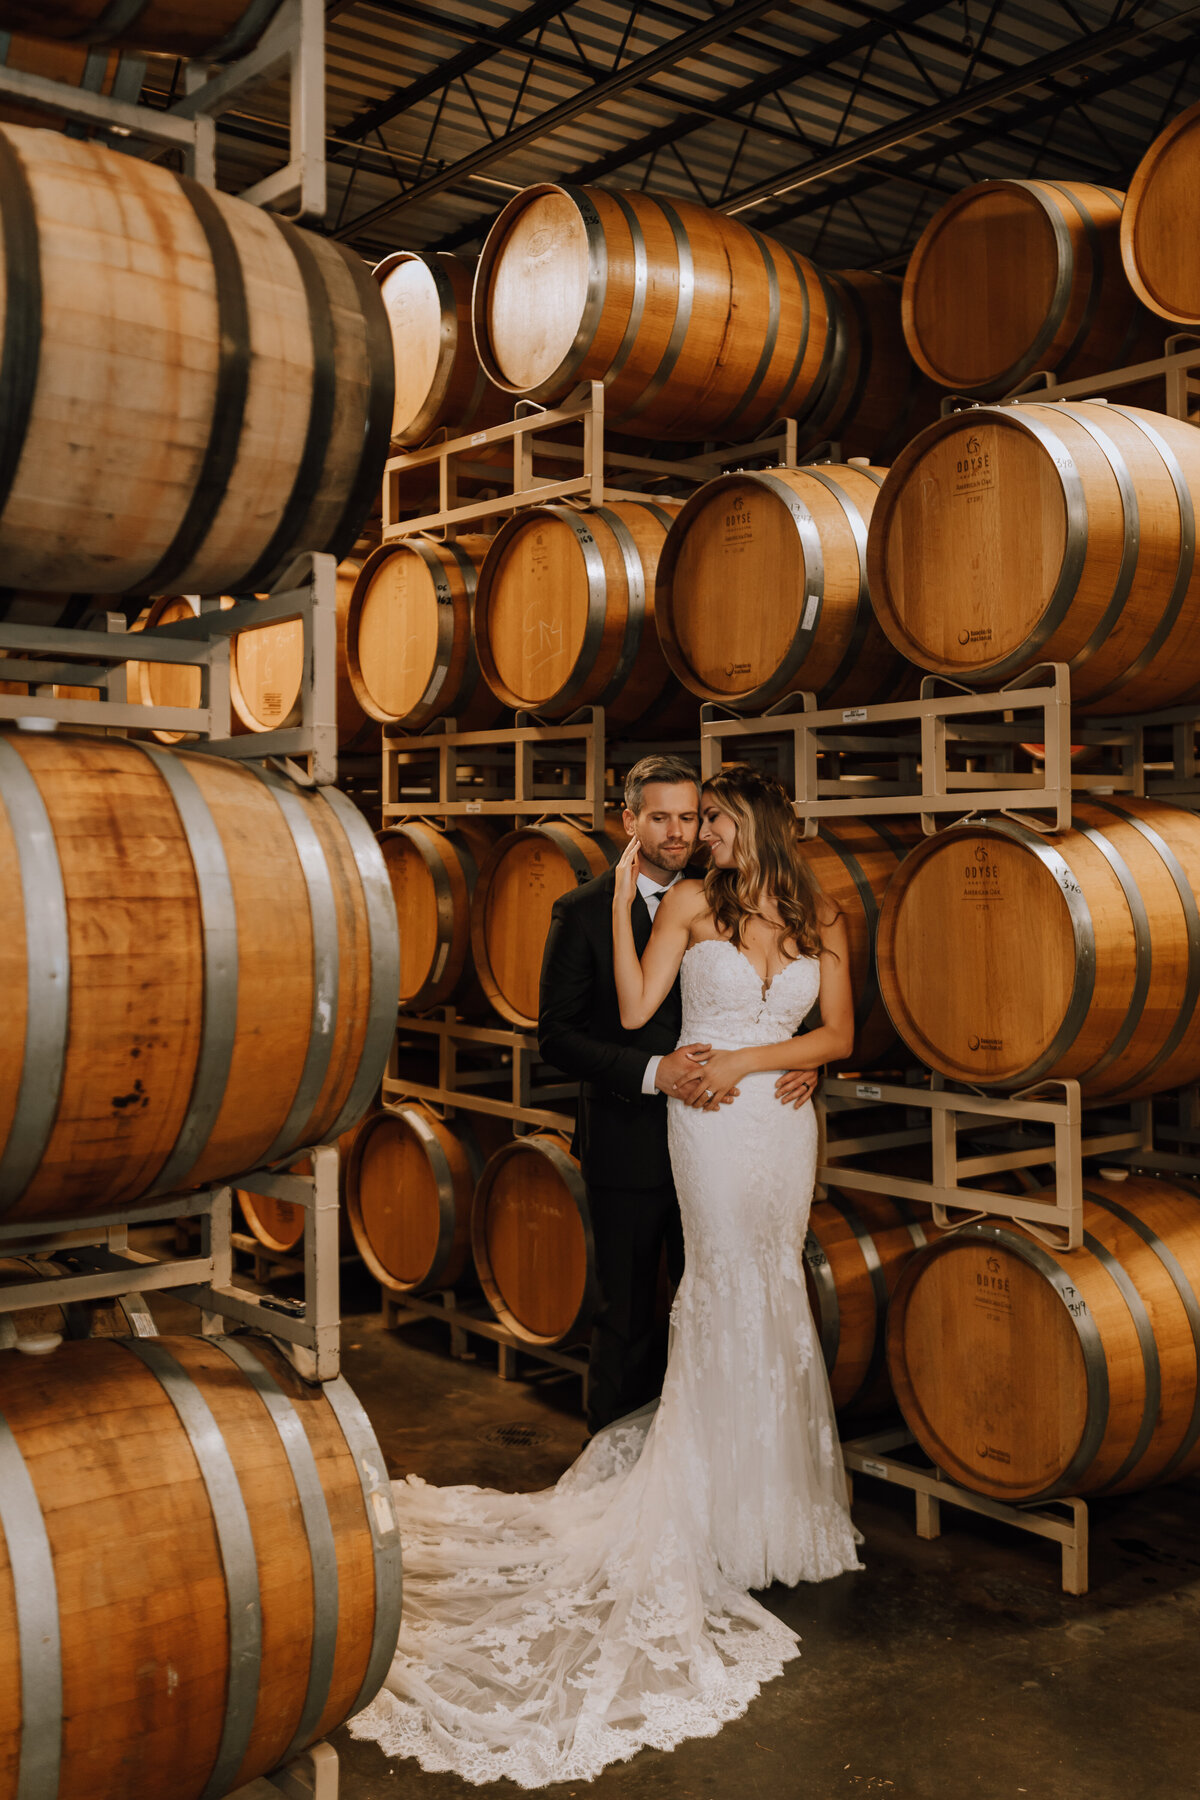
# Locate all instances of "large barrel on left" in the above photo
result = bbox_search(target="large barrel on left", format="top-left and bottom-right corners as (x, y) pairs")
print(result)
(0, 1334), (402, 1800)
(0, 730), (399, 1222)
(0, 125), (392, 596)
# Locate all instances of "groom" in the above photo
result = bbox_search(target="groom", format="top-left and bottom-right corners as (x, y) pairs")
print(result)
(538, 754), (818, 1434)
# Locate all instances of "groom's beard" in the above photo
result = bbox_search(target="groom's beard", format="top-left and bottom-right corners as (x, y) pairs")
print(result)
(638, 842), (694, 879)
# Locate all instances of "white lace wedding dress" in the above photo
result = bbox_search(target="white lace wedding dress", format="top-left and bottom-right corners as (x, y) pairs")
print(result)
(349, 941), (861, 1786)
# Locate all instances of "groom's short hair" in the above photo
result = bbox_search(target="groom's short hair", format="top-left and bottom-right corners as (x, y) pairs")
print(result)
(624, 755), (701, 816)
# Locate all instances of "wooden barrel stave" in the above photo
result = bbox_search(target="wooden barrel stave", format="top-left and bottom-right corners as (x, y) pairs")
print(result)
(887, 1177), (1200, 1501)
(902, 178), (1159, 398)
(799, 817), (921, 1068)
(473, 182), (837, 441)
(0, 1334), (400, 1798)
(0, 730), (398, 1222)
(346, 1104), (508, 1295)
(380, 817), (497, 1015)
(0, 126), (391, 598)
(0, 1), (285, 57)
(346, 534), (498, 730)
(1121, 99), (1200, 324)
(866, 401), (1200, 714)
(473, 500), (683, 726)
(471, 818), (626, 1028)
(471, 1134), (597, 1345)
(657, 463), (914, 711)
(375, 249), (510, 447)
(876, 798), (1200, 1101)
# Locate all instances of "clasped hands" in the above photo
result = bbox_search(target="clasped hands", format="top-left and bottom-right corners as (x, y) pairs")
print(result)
(654, 1043), (818, 1112)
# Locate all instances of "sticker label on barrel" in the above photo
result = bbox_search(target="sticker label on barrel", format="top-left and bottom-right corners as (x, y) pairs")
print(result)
(953, 431), (996, 501)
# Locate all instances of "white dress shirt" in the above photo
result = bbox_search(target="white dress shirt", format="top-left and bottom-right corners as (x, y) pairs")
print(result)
(637, 870), (681, 1096)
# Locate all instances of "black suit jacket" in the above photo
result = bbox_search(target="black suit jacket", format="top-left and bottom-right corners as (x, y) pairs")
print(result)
(538, 865), (703, 1189)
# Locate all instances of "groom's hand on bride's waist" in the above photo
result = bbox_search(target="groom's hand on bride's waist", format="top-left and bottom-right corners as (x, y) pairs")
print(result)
(654, 1043), (733, 1102)
(775, 1068), (820, 1109)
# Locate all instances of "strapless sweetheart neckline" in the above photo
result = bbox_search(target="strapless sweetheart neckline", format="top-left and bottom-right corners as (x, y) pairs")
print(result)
(684, 936), (812, 998)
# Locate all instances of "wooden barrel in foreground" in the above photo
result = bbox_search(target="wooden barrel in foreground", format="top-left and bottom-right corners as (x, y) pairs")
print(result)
(0, 1334), (401, 1799)
(867, 401), (1200, 713)
(0, 0), (284, 57)
(0, 125), (391, 597)
(473, 500), (689, 729)
(346, 1104), (508, 1296)
(473, 182), (837, 441)
(471, 819), (626, 1028)
(800, 817), (921, 1068)
(1121, 99), (1200, 323)
(902, 178), (1156, 397)
(380, 818), (497, 1014)
(876, 799), (1200, 1101)
(230, 557), (379, 752)
(346, 535), (498, 729)
(374, 249), (510, 446)
(472, 1134), (597, 1345)
(888, 1176), (1200, 1501)
(0, 729), (399, 1223)
(657, 463), (913, 711)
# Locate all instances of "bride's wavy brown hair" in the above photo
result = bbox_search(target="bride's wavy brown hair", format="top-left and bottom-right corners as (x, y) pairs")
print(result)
(701, 764), (828, 959)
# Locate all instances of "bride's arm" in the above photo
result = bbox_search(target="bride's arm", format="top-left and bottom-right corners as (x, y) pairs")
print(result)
(687, 911), (855, 1104)
(612, 840), (702, 1028)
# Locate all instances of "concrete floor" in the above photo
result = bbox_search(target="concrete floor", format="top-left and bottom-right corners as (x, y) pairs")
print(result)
(158, 1271), (1200, 1800)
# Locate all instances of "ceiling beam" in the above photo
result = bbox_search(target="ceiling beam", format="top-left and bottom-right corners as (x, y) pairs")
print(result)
(722, 2), (1200, 213)
(332, 0), (786, 238)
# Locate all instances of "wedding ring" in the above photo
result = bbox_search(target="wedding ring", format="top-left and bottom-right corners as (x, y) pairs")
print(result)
(704, 1089), (714, 1099)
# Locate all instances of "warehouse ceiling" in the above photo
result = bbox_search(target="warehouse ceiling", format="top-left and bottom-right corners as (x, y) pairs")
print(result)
(142, 0), (1200, 271)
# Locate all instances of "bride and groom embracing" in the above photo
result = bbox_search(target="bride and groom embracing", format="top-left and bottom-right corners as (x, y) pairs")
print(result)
(350, 757), (863, 1788)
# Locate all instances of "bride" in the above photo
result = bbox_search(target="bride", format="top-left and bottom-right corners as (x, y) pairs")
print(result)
(350, 764), (862, 1787)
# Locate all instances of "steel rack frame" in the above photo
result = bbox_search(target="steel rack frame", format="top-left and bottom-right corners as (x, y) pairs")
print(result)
(381, 382), (805, 539)
(383, 708), (608, 829)
(0, 0), (326, 220)
(818, 1073), (1153, 1252)
(842, 1426), (1089, 1596)
(985, 332), (1200, 420)
(0, 551), (342, 783)
(385, 1013), (577, 1134)
(0, 1144), (343, 1380)
(231, 1740), (338, 1800)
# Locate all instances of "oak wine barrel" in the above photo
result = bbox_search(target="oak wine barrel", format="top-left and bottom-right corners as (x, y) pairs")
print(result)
(380, 818), (497, 1014)
(346, 535), (499, 730)
(473, 182), (838, 441)
(799, 817), (921, 1067)
(0, 729), (398, 1222)
(902, 178), (1158, 397)
(887, 1176), (1200, 1501)
(374, 249), (510, 446)
(656, 463), (915, 711)
(876, 799), (1200, 1101)
(230, 557), (379, 752)
(0, 125), (391, 597)
(0, 0), (284, 57)
(346, 1104), (509, 1296)
(471, 818), (627, 1028)
(866, 401), (1200, 713)
(473, 500), (690, 728)
(0, 1334), (401, 1799)
(1121, 99), (1200, 324)
(471, 1134), (598, 1345)
(809, 271), (941, 461)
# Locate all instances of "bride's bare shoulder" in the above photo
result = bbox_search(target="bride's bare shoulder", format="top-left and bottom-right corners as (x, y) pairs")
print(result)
(659, 877), (707, 919)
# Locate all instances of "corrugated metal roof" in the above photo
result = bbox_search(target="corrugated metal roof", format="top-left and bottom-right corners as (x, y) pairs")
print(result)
(140, 0), (1200, 270)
